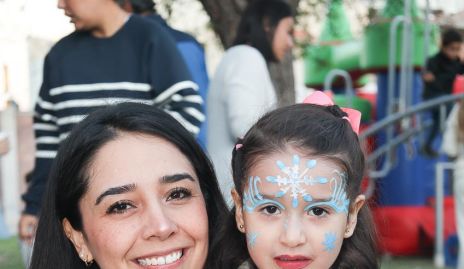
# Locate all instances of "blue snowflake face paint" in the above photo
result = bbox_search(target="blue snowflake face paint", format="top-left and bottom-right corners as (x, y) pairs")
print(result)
(303, 170), (350, 214)
(266, 155), (328, 208)
(242, 176), (286, 213)
(247, 232), (259, 248)
(323, 232), (337, 253)
(265, 154), (349, 214)
(236, 151), (354, 269)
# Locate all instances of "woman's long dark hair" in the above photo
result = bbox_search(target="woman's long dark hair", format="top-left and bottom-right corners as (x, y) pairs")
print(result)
(233, 0), (293, 62)
(29, 103), (228, 269)
(212, 103), (379, 269)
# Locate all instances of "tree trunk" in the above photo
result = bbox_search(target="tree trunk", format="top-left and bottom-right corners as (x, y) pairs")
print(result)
(199, 0), (301, 106)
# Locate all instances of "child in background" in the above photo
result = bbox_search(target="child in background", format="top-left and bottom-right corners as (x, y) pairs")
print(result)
(441, 90), (464, 269)
(422, 28), (464, 157)
(212, 91), (378, 269)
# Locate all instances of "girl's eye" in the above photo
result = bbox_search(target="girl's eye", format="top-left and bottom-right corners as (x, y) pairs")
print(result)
(106, 201), (135, 214)
(166, 187), (192, 201)
(307, 207), (328, 217)
(262, 205), (281, 215)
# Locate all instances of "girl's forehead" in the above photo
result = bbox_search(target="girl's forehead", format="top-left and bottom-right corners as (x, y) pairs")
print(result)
(251, 151), (341, 174)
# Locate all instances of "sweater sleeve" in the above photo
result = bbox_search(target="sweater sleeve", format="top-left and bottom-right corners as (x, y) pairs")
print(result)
(22, 55), (59, 215)
(441, 104), (459, 157)
(149, 29), (204, 136)
(224, 47), (274, 138)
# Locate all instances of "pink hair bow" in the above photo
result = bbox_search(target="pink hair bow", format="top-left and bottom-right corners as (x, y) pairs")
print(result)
(303, 91), (362, 135)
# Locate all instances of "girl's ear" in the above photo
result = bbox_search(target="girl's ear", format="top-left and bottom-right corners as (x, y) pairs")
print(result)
(62, 218), (94, 264)
(344, 194), (366, 238)
(231, 188), (246, 234)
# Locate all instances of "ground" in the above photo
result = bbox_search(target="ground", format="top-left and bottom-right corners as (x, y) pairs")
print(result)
(0, 236), (453, 269)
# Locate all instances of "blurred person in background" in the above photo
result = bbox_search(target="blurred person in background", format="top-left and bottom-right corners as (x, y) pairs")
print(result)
(18, 0), (203, 257)
(207, 0), (294, 203)
(422, 28), (464, 157)
(121, 0), (210, 149)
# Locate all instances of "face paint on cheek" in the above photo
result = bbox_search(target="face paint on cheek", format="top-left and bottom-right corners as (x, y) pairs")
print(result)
(247, 232), (259, 248)
(242, 176), (286, 213)
(322, 232), (337, 253)
(265, 155), (328, 208)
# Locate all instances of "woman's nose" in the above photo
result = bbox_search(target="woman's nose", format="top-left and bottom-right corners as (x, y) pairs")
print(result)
(142, 203), (179, 241)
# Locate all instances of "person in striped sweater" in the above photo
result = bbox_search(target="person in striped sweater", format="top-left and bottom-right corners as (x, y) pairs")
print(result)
(18, 0), (203, 245)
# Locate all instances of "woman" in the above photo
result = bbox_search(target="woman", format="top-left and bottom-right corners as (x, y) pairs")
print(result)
(29, 103), (228, 269)
(207, 0), (294, 202)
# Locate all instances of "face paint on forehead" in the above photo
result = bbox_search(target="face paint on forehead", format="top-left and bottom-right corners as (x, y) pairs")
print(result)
(304, 170), (350, 214)
(265, 154), (328, 208)
(323, 232), (337, 253)
(243, 176), (286, 213)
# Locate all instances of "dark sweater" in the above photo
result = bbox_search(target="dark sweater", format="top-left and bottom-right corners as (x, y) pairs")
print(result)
(22, 14), (203, 215)
(423, 51), (464, 99)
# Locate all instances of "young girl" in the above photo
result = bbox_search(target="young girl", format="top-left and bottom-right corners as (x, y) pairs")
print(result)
(213, 92), (378, 268)
(441, 95), (464, 269)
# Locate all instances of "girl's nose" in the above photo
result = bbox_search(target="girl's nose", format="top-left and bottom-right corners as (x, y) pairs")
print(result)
(279, 216), (306, 248)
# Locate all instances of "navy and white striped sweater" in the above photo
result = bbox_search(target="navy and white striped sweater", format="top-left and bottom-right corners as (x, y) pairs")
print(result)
(23, 15), (203, 215)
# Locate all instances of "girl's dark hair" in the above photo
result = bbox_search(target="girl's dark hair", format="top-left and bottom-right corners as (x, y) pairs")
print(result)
(212, 103), (379, 269)
(30, 103), (228, 269)
(233, 0), (293, 62)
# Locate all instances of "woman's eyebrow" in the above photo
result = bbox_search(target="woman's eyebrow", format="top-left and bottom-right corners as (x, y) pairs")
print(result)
(95, 184), (136, 205)
(160, 173), (195, 184)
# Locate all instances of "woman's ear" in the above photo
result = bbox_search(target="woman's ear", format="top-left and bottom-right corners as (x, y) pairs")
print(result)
(344, 194), (366, 238)
(62, 218), (94, 263)
(231, 189), (246, 234)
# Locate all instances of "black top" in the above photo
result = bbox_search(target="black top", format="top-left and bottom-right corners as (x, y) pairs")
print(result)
(423, 51), (464, 99)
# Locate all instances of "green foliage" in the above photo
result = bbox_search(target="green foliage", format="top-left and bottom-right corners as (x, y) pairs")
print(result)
(0, 237), (23, 269)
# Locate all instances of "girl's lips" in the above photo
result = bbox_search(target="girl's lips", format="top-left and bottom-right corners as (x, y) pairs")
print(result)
(274, 255), (312, 269)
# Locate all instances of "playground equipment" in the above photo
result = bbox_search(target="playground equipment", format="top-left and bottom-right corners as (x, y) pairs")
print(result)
(304, 0), (458, 265)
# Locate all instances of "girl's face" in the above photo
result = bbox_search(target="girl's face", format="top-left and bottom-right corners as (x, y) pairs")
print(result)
(63, 133), (209, 269)
(233, 149), (365, 269)
(272, 17), (294, 62)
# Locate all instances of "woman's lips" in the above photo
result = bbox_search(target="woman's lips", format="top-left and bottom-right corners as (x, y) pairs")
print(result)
(274, 255), (312, 269)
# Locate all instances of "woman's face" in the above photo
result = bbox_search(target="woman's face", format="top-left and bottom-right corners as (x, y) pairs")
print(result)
(64, 133), (209, 269)
(272, 17), (294, 62)
(233, 149), (364, 269)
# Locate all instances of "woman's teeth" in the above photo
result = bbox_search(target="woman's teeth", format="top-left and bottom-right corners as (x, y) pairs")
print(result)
(137, 250), (182, 266)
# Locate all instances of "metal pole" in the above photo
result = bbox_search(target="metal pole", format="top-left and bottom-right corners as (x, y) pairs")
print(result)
(388, 15), (406, 117)
(323, 69), (354, 107)
(434, 162), (454, 268)
(381, 15), (406, 177)
(423, 0), (431, 69)
(399, 0), (411, 114)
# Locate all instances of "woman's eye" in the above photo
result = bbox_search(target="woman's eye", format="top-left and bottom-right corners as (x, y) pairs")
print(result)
(106, 201), (134, 214)
(262, 205), (281, 215)
(167, 187), (192, 201)
(307, 207), (328, 217)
